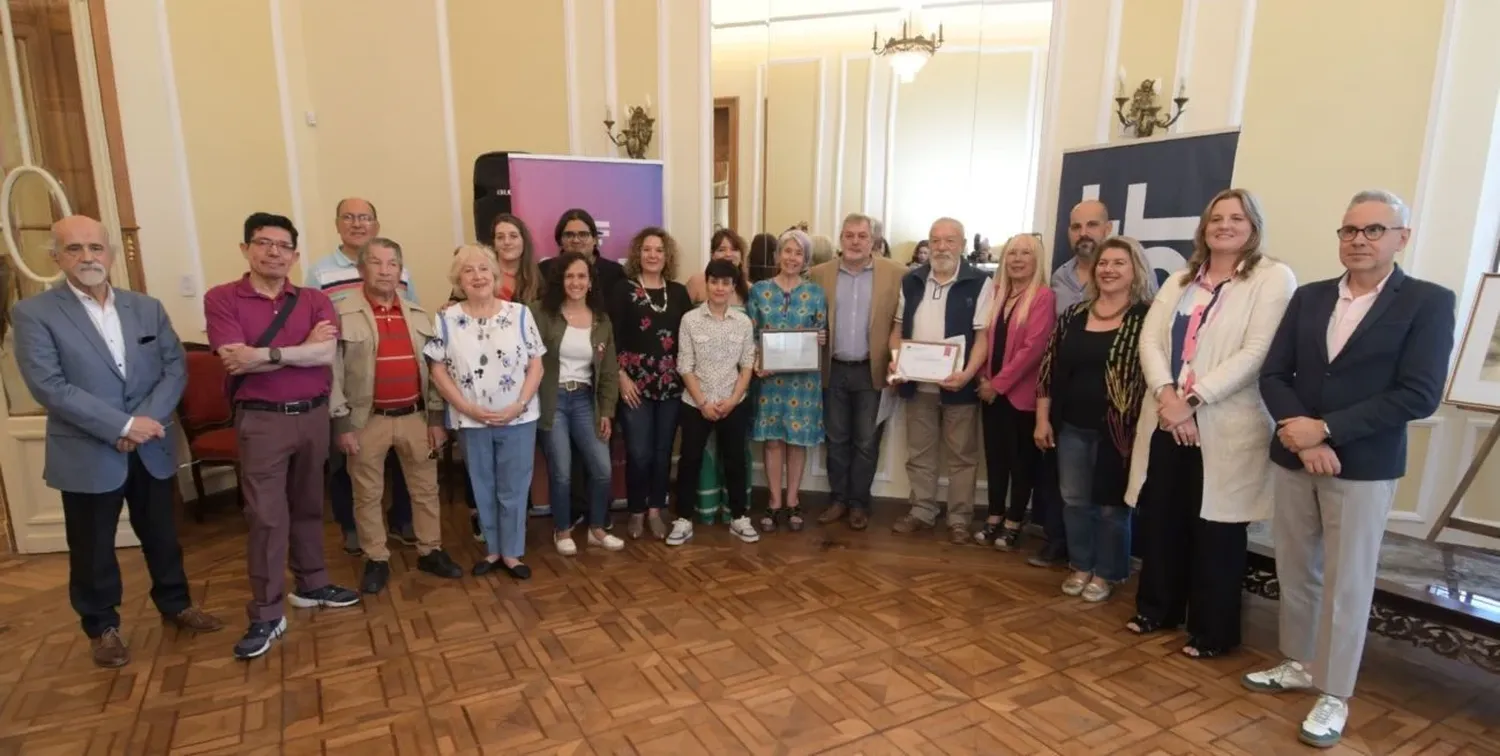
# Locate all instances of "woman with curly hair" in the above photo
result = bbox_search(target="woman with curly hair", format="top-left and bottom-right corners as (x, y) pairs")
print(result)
(609, 227), (693, 539)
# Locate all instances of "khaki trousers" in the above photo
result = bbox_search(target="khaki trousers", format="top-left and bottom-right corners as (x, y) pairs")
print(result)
(352, 413), (442, 561)
(904, 391), (980, 526)
(1272, 465), (1397, 699)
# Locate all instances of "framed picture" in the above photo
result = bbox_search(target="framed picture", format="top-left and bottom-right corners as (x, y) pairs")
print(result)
(1446, 273), (1500, 411)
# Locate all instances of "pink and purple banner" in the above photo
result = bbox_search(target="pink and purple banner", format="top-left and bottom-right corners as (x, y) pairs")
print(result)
(507, 155), (664, 262)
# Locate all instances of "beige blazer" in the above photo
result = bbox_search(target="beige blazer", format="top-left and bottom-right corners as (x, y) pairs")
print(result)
(330, 293), (445, 434)
(1125, 258), (1297, 522)
(809, 256), (905, 389)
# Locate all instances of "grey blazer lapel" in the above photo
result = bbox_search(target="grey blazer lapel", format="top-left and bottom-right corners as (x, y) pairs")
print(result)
(118, 293), (143, 382)
(53, 284), (125, 381)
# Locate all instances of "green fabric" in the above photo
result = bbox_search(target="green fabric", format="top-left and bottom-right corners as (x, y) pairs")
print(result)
(695, 430), (753, 524)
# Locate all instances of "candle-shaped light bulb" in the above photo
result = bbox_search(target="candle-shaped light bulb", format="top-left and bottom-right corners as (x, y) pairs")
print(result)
(1176, 77), (1186, 98)
(645, 95), (652, 113)
(1116, 66), (1127, 95)
(1151, 78), (1161, 94)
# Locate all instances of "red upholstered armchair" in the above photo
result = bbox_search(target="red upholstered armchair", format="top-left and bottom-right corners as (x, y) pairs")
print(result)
(177, 342), (240, 521)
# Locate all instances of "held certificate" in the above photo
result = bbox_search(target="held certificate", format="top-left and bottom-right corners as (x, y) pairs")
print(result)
(893, 340), (963, 384)
(759, 329), (821, 373)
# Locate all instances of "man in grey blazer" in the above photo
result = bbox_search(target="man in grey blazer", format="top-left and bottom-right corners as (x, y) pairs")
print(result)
(12, 215), (223, 668)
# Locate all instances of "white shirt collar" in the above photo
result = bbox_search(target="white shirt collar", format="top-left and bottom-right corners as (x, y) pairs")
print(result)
(1337, 268), (1394, 300)
(67, 281), (115, 308)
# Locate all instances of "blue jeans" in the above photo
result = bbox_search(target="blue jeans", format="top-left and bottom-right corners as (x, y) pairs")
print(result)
(1058, 423), (1131, 582)
(541, 388), (613, 530)
(460, 422), (536, 559)
(330, 449), (411, 533)
(823, 360), (881, 510)
(621, 397), (681, 512)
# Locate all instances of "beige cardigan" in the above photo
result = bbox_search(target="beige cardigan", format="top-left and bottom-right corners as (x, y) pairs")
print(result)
(1125, 258), (1296, 522)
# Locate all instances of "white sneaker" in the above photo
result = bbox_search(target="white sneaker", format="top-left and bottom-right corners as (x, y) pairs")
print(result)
(554, 534), (578, 556)
(1299, 695), (1347, 749)
(1241, 659), (1314, 693)
(729, 516), (761, 543)
(589, 531), (625, 551)
(666, 518), (694, 546)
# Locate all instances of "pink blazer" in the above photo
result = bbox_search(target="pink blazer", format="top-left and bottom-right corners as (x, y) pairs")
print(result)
(984, 286), (1056, 412)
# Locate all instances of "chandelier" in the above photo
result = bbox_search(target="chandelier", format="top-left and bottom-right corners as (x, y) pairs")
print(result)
(872, 8), (944, 84)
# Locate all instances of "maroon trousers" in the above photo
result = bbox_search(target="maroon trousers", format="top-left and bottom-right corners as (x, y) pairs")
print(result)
(237, 404), (331, 623)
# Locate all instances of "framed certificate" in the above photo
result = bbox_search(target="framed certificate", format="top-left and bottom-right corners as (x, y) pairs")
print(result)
(759, 329), (821, 373)
(894, 340), (963, 384)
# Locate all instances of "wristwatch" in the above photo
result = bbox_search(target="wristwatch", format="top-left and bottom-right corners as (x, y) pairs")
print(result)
(268, 347), (282, 365)
(1322, 421), (1333, 443)
(1186, 393), (1203, 409)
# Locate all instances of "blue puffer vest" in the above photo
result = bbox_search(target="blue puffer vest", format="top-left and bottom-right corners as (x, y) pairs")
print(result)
(898, 262), (991, 405)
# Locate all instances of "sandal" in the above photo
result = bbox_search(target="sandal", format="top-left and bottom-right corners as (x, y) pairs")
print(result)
(786, 506), (805, 532)
(1182, 637), (1230, 659)
(1125, 614), (1175, 635)
(759, 508), (781, 534)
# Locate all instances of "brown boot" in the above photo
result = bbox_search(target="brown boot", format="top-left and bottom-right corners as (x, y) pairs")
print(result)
(818, 503), (848, 524)
(166, 607), (225, 633)
(892, 514), (932, 534)
(91, 627), (130, 668)
(848, 508), (869, 531)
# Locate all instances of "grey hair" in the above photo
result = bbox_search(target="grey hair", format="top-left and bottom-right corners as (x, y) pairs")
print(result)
(357, 237), (403, 267)
(1347, 189), (1411, 226)
(932, 216), (967, 245)
(840, 213), (876, 234)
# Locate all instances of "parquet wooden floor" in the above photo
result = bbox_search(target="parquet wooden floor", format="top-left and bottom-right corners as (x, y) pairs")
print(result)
(1, 493), (1497, 755)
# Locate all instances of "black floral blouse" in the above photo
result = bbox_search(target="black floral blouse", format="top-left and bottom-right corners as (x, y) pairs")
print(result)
(609, 278), (693, 401)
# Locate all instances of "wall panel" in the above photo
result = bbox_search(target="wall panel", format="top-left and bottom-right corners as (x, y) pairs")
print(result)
(763, 60), (819, 236)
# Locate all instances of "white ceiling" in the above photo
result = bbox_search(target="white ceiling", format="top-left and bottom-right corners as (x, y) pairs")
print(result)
(711, 0), (1050, 28)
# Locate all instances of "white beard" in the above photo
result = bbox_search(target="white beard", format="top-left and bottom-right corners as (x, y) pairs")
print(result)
(76, 268), (108, 287)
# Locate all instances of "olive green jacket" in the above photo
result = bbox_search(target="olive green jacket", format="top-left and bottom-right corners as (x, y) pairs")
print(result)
(529, 305), (619, 432)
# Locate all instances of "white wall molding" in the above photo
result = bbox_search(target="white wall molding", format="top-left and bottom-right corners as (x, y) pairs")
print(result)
(936, 44), (1044, 56)
(267, 0), (304, 232)
(1032, 0), (1067, 233)
(1169, 0), (1198, 134)
(152, 0), (206, 325)
(699, 0), (713, 238)
(1453, 416), (1499, 526)
(881, 70), (898, 228)
(562, 0), (582, 155)
(861, 54), (877, 216)
(1095, 0), (1124, 143)
(813, 56), (828, 233)
(433, 0), (463, 247)
(752, 61), (766, 236)
(1401, 415), (1450, 524)
(656, 0), (671, 230)
(603, 0), (619, 158)
(1226, 0), (1257, 127)
(1021, 46), (1045, 234)
(1405, 0), (1460, 279)
(833, 54), (850, 225)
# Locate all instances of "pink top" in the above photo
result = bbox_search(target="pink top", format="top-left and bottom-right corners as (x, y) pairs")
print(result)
(1327, 270), (1391, 359)
(984, 286), (1056, 411)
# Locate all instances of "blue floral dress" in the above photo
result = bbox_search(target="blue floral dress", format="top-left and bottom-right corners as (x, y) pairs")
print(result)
(747, 279), (827, 447)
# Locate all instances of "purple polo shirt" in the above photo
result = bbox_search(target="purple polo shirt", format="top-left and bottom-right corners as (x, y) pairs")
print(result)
(204, 274), (337, 403)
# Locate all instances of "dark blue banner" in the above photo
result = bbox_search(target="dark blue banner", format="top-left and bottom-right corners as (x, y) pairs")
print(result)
(1052, 130), (1239, 285)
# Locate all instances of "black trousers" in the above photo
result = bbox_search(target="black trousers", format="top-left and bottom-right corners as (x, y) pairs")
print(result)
(674, 401), (750, 521)
(62, 453), (191, 638)
(1134, 429), (1248, 650)
(981, 397), (1039, 522)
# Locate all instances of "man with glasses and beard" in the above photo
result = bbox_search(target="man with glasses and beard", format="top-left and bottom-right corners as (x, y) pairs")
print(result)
(889, 217), (995, 545)
(1028, 200), (1158, 568)
(13, 216), (224, 668)
(305, 198), (416, 556)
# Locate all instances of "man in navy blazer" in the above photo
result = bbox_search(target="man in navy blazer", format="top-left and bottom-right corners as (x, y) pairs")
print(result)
(1244, 191), (1455, 748)
(12, 216), (223, 668)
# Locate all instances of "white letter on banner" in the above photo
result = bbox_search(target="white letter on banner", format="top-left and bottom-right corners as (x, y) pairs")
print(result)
(1121, 182), (1195, 278)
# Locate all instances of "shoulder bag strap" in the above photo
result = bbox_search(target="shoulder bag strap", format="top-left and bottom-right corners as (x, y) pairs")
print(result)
(229, 288), (301, 401)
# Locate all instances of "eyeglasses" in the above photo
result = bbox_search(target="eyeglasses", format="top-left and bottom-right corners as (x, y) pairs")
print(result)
(249, 238), (296, 253)
(1336, 224), (1405, 242)
(339, 213), (375, 225)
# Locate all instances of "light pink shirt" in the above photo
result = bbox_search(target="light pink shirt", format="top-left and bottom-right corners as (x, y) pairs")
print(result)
(1327, 270), (1393, 359)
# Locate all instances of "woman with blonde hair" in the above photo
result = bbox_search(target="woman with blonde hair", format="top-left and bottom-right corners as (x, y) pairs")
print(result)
(1125, 187), (1295, 659)
(425, 244), (544, 580)
(1034, 236), (1152, 603)
(976, 233), (1056, 550)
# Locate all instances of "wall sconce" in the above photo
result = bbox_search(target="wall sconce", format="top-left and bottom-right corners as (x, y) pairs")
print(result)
(604, 104), (655, 159)
(1113, 76), (1188, 138)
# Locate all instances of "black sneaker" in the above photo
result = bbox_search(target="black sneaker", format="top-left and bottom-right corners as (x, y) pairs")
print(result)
(417, 549), (463, 579)
(287, 584), (361, 609)
(1027, 540), (1068, 567)
(360, 561), (391, 594)
(994, 527), (1022, 552)
(973, 522), (1001, 545)
(470, 513), (484, 543)
(233, 617), (287, 660)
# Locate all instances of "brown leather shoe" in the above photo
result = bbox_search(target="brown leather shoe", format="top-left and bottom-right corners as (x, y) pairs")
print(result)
(948, 524), (970, 545)
(892, 514), (932, 534)
(818, 503), (848, 524)
(91, 627), (130, 668)
(848, 508), (869, 531)
(166, 607), (225, 633)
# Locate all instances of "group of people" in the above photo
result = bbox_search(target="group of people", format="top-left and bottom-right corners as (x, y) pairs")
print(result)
(14, 184), (1454, 749)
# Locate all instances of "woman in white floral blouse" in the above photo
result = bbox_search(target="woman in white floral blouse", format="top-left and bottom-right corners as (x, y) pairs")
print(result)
(425, 245), (545, 580)
(667, 258), (759, 547)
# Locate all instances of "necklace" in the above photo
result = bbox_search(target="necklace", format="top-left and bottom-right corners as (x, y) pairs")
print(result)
(1090, 299), (1129, 321)
(635, 278), (668, 314)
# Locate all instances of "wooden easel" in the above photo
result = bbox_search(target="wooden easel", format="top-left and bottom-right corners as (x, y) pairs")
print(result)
(1425, 407), (1500, 541)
